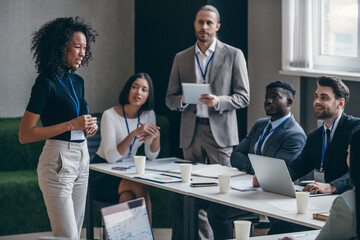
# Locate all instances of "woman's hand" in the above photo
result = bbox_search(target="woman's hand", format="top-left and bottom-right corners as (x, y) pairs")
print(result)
(68, 115), (97, 130)
(134, 122), (160, 142)
(85, 121), (98, 137)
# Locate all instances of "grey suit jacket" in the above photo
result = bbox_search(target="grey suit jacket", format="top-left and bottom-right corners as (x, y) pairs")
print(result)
(165, 40), (250, 148)
(230, 116), (306, 175)
(316, 190), (358, 240)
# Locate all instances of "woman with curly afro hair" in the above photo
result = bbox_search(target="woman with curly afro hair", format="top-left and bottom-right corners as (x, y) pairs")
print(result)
(19, 17), (98, 239)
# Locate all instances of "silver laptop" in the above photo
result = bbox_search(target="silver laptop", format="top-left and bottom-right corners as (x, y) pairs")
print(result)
(248, 154), (327, 198)
(101, 197), (154, 240)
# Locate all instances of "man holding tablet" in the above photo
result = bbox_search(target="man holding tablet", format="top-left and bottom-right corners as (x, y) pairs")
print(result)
(165, 4), (249, 167)
(165, 5), (249, 240)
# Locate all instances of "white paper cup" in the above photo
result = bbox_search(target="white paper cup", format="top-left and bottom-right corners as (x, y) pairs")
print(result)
(134, 156), (146, 174)
(234, 220), (251, 240)
(180, 164), (192, 183)
(218, 174), (231, 193)
(296, 191), (310, 214)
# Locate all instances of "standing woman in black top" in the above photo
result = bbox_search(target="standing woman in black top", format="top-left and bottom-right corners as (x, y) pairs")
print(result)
(19, 17), (98, 239)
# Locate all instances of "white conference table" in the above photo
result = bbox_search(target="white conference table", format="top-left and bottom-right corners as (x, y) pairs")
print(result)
(88, 159), (335, 240)
(249, 230), (320, 239)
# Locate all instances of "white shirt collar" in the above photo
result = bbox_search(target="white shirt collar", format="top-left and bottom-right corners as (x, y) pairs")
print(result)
(323, 112), (342, 134)
(269, 112), (292, 129)
(195, 38), (217, 56)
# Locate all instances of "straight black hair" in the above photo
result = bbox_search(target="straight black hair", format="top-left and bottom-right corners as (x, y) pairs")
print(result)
(118, 73), (155, 111)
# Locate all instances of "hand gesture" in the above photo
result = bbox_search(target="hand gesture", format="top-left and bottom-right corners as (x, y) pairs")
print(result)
(134, 122), (160, 142)
(199, 94), (219, 107)
(69, 115), (97, 131)
(303, 182), (337, 194)
(253, 175), (260, 187)
(85, 121), (98, 137)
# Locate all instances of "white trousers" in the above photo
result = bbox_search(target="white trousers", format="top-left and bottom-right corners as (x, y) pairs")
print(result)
(37, 139), (89, 239)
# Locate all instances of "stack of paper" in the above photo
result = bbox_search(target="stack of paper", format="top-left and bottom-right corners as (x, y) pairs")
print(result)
(170, 164), (246, 179)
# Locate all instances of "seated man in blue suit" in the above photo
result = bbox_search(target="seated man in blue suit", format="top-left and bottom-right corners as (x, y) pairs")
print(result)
(207, 81), (306, 240)
(268, 75), (360, 234)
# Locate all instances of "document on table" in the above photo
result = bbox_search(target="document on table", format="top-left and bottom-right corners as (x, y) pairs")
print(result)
(170, 164), (246, 179)
(145, 162), (180, 172)
(111, 159), (135, 168)
(278, 231), (319, 240)
(230, 180), (261, 192)
(135, 173), (182, 183)
(267, 200), (319, 212)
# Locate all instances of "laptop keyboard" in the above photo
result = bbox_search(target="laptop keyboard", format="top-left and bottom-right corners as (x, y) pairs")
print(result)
(294, 185), (304, 191)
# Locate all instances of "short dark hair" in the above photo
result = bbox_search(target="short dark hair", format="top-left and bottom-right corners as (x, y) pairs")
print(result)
(349, 128), (360, 237)
(318, 75), (350, 104)
(31, 17), (98, 78)
(118, 73), (155, 111)
(266, 81), (296, 98)
(196, 5), (220, 23)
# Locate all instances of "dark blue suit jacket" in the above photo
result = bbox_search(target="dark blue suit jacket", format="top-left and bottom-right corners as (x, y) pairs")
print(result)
(231, 116), (306, 174)
(288, 113), (360, 193)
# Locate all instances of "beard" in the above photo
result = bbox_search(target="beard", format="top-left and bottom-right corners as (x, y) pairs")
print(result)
(314, 104), (337, 120)
(195, 30), (215, 43)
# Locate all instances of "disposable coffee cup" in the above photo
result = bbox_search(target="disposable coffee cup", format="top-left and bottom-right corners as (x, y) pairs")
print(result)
(296, 191), (310, 214)
(180, 164), (192, 183)
(218, 174), (231, 193)
(134, 156), (146, 174)
(234, 220), (251, 240)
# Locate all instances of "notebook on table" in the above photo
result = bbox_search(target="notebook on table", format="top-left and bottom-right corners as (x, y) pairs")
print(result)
(248, 154), (331, 198)
(101, 197), (154, 240)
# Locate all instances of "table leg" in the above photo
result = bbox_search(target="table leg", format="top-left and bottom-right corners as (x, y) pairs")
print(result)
(184, 195), (198, 240)
(86, 170), (94, 240)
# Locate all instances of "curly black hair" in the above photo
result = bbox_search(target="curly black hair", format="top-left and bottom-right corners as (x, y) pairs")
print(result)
(31, 16), (98, 77)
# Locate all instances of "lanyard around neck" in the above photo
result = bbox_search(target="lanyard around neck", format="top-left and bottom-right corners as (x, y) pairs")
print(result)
(122, 105), (140, 157)
(195, 52), (214, 84)
(320, 118), (338, 171)
(254, 115), (292, 155)
(56, 74), (82, 117)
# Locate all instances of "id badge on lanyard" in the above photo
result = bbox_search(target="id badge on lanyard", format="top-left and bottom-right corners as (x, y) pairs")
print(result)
(71, 130), (85, 141)
(314, 169), (325, 183)
(56, 74), (86, 141)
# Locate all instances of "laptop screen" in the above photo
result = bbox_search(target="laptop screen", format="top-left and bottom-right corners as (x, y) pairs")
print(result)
(101, 197), (154, 240)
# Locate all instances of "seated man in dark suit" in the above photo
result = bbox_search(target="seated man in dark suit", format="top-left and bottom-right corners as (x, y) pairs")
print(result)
(207, 81), (306, 240)
(268, 75), (360, 234)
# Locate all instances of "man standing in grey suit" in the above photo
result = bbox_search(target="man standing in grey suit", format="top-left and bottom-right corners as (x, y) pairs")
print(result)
(207, 81), (306, 239)
(166, 5), (249, 240)
(166, 5), (250, 167)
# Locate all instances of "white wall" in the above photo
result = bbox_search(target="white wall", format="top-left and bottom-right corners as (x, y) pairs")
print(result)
(248, 0), (301, 130)
(0, 0), (134, 118)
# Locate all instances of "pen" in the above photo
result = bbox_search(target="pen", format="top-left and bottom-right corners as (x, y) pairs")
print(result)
(174, 160), (192, 164)
(111, 165), (135, 170)
(277, 233), (307, 239)
(160, 173), (182, 179)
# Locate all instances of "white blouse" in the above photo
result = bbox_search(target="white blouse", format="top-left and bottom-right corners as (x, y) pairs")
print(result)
(96, 107), (160, 163)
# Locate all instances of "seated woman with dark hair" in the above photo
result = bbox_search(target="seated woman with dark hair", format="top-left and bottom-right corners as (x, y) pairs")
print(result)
(92, 73), (160, 221)
(283, 128), (360, 240)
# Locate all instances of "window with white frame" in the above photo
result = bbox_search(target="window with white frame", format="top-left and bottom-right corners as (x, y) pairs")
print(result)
(282, 0), (360, 73)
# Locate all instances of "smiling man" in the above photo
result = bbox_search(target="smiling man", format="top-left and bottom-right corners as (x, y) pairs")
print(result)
(268, 75), (360, 235)
(288, 76), (360, 195)
(207, 81), (306, 240)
